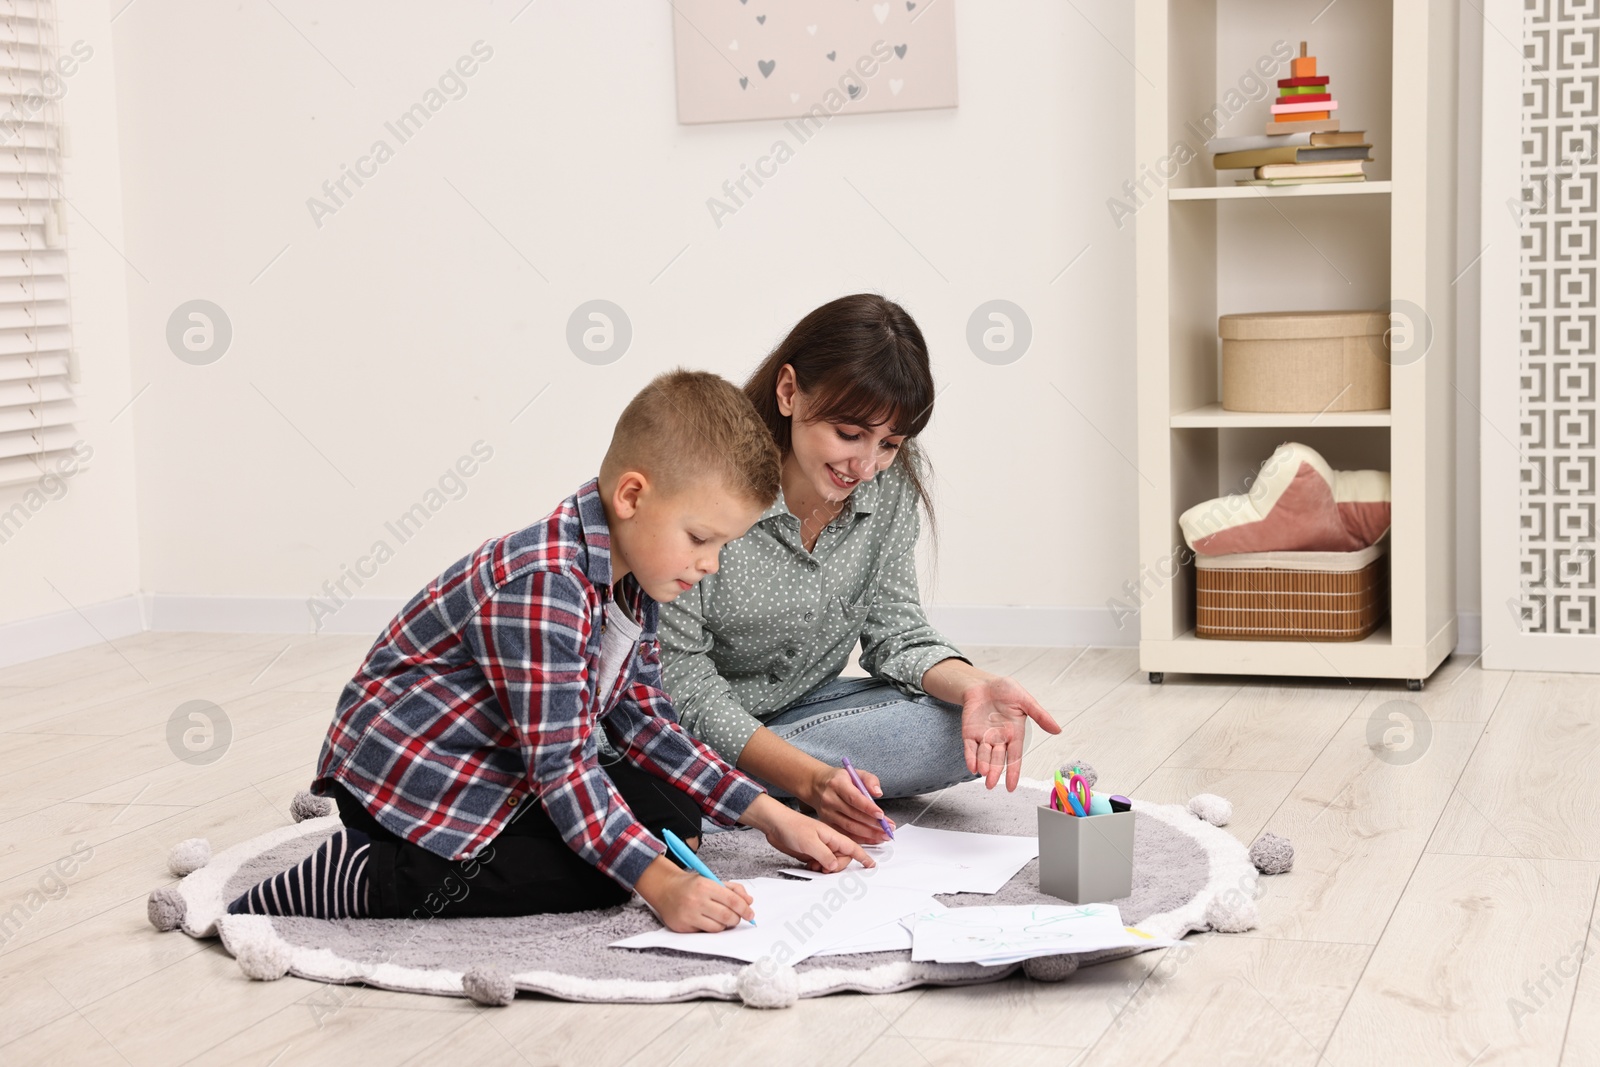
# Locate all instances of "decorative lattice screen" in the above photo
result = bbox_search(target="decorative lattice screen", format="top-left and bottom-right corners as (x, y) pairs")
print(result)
(1518, 0), (1599, 635)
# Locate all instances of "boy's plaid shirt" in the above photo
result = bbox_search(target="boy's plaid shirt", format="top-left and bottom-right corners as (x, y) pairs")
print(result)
(311, 477), (764, 889)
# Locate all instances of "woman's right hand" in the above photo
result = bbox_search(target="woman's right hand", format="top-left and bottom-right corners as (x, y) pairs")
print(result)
(805, 764), (895, 845)
(635, 855), (754, 933)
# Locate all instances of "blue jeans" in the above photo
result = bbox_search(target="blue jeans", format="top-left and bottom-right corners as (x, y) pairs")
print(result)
(746, 674), (982, 805)
(693, 676), (985, 836)
(759, 675), (980, 799)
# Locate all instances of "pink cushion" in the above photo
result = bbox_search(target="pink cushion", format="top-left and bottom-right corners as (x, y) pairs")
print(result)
(1180, 443), (1390, 556)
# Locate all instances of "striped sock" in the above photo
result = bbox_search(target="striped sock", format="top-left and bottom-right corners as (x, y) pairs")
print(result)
(227, 826), (372, 919)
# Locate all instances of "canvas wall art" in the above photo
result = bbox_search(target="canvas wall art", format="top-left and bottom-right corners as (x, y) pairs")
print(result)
(672, 0), (958, 124)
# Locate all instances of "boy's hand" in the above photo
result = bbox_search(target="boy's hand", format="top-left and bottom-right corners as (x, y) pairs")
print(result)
(804, 764), (895, 845)
(758, 801), (876, 873)
(635, 855), (754, 933)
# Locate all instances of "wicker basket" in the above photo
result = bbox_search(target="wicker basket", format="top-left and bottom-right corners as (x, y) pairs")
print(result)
(1195, 542), (1388, 641)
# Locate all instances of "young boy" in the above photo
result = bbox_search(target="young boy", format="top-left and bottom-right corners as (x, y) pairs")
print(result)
(229, 370), (870, 933)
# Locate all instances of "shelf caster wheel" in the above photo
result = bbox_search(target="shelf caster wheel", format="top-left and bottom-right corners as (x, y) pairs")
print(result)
(1406, 678), (1424, 692)
(1149, 672), (1165, 685)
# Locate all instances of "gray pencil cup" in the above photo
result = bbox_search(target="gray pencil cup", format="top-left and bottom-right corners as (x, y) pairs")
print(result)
(1036, 805), (1136, 904)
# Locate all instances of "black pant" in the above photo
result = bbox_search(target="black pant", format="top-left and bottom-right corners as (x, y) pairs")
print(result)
(334, 760), (703, 920)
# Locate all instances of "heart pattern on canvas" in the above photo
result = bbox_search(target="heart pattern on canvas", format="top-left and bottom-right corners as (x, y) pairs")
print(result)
(676, 0), (954, 121)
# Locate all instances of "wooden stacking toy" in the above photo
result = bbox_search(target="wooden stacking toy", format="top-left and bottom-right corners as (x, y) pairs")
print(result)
(1269, 41), (1336, 128)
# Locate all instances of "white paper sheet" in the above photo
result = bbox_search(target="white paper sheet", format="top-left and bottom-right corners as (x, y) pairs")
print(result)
(908, 903), (1175, 965)
(609, 877), (939, 965)
(810, 902), (950, 956)
(780, 823), (1039, 895)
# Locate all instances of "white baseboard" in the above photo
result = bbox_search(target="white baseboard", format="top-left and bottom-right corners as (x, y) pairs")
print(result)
(147, 594), (410, 637)
(928, 607), (1484, 658)
(0, 595), (1487, 669)
(925, 605), (1138, 649)
(0, 593), (150, 670)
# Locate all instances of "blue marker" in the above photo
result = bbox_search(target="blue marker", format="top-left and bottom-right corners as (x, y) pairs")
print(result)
(661, 828), (755, 927)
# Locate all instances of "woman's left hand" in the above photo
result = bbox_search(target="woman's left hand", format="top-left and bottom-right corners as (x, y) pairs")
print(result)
(958, 675), (1062, 790)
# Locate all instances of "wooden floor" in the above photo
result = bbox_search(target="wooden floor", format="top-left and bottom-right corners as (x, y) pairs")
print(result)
(0, 632), (1596, 1066)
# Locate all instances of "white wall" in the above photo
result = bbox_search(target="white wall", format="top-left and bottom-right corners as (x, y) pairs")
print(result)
(1455, 5), (1483, 642)
(2, 0), (1486, 660)
(0, 0), (142, 647)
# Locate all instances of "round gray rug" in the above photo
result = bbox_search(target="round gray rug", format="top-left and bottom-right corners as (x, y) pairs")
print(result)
(153, 777), (1259, 1003)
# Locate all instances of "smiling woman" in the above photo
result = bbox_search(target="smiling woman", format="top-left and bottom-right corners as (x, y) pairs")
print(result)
(659, 294), (1061, 846)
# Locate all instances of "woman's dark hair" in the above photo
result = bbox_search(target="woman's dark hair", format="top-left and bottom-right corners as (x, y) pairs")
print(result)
(744, 293), (937, 538)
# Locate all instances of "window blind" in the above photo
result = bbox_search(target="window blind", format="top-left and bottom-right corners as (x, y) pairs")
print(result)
(0, 0), (78, 490)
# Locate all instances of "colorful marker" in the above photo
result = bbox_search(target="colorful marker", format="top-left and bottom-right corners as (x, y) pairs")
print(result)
(841, 757), (895, 839)
(1052, 770), (1073, 812)
(661, 828), (755, 927)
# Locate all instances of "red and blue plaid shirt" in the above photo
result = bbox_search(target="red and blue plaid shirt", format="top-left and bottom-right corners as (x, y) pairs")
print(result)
(311, 477), (765, 889)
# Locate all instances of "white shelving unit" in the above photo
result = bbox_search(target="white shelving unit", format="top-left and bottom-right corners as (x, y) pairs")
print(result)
(1134, 0), (1459, 686)
(1169, 404), (1393, 429)
(1168, 180), (1394, 200)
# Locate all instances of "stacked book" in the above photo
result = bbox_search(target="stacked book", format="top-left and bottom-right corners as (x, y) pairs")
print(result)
(1209, 41), (1373, 187)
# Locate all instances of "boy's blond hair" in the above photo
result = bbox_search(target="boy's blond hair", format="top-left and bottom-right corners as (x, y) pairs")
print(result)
(600, 369), (780, 507)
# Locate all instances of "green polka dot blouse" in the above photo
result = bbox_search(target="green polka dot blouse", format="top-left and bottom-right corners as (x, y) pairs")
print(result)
(658, 461), (970, 765)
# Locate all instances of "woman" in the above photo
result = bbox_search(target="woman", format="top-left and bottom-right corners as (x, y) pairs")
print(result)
(659, 293), (1060, 844)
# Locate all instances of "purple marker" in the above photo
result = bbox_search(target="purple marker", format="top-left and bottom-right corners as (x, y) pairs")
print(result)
(841, 757), (895, 839)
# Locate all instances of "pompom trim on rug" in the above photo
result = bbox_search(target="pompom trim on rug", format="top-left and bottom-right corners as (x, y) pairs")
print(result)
(150, 777), (1265, 1005)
